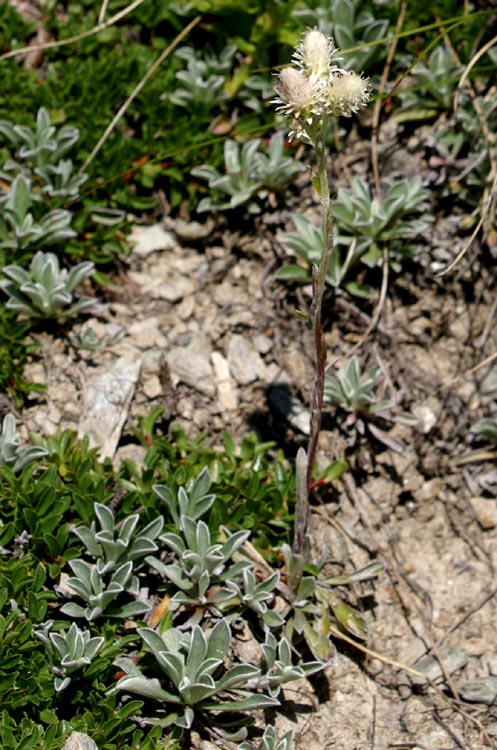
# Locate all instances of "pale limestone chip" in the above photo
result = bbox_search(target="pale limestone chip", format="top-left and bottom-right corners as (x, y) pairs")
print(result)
(167, 343), (214, 397)
(129, 223), (176, 256)
(78, 347), (142, 459)
(211, 351), (238, 411)
(62, 731), (98, 750)
(227, 334), (267, 385)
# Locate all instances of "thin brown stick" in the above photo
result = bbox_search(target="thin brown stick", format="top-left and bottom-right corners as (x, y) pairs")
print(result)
(437, 175), (497, 277)
(437, 28), (497, 275)
(326, 624), (497, 750)
(325, 242), (390, 375)
(455, 31), (497, 107)
(332, 2), (405, 366)
(0, 0), (146, 62)
(436, 584), (497, 647)
(371, 2), (407, 193)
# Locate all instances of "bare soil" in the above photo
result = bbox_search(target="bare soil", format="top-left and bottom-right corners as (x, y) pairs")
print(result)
(16, 124), (497, 749)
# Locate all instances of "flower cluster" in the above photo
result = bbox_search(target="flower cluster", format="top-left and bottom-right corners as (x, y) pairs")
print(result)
(273, 29), (371, 141)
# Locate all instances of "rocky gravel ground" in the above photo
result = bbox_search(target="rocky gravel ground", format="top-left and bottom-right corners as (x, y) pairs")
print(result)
(14, 124), (497, 749)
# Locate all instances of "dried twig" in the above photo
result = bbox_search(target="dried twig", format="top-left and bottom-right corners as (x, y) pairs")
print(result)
(78, 15), (202, 174)
(0, 0), (146, 62)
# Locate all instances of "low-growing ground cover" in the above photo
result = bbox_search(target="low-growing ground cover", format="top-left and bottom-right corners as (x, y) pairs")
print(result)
(1, 1), (497, 748)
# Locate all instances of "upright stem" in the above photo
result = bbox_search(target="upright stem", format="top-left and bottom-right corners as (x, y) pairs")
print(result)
(306, 120), (334, 495)
(292, 120), (334, 556)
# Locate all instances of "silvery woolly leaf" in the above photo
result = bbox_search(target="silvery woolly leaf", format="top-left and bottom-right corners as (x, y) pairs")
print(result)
(138, 627), (181, 668)
(157, 652), (185, 689)
(213, 663), (261, 693)
(115, 674), (180, 703)
(66, 261), (94, 293)
(186, 625), (208, 678)
(72, 525), (101, 559)
(128, 536), (160, 559)
(195, 519), (211, 557)
(180, 515), (199, 550)
(55, 675), (72, 693)
(263, 608), (285, 628)
(219, 529), (251, 560)
(60, 602), (87, 619)
(179, 676), (218, 705)
(159, 532), (186, 557)
(203, 693), (280, 713)
(1, 264), (31, 285)
(138, 514), (165, 541)
(239, 724), (294, 750)
(151, 561), (192, 591)
(107, 600), (151, 619)
(11, 445), (47, 472)
(5, 174), (31, 218)
(83, 633), (105, 660)
(111, 560), (133, 588)
(66, 559), (93, 595)
(93, 502), (115, 534)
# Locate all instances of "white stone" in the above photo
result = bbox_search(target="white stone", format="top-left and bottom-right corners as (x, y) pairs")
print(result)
(129, 223), (176, 256)
(78, 347), (142, 458)
(211, 351), (238, 410)
(167, 341), (214, 396)
(227, 334), (267, 385)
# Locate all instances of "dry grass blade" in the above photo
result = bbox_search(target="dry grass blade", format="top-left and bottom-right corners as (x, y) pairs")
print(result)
(437, 30), (497, 276)
(0, 0), (146, 62)
(78, 15), (202, 174)
(327, 624), (497, 750)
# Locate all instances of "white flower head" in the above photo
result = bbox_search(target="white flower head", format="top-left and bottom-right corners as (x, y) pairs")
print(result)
(273, 67), (321, 117)
(273, 28), (371, 141)
(325, 72), (372, 117)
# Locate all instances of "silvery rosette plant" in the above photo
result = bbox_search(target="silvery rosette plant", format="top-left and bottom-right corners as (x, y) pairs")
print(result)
(0, 107), (88, 201)
(0, 174), (76, 252)
(171, 44), (236, 115)
(148, 470), (283, 625)
(59, 556), (151, 622)
(239, 725), (294, 750)
(0, 250), (95, 319)
(324, 356), (393, 416)
(0, 107), (80, 169)
(272, 28), (370, 560)
(111, 619), (279, 738)
(192, 132), (303, 213)
(35, 621), (104, 692)
(58, 503), (164, 621)
(278, 176), (432, 291)
(72, 501), (164, 576)
(147, 518), (251, 614)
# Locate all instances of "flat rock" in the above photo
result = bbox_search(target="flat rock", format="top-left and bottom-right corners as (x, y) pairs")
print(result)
(129, 223), (176, 256)
(167, 337), (214, 396)
(78, 347), (142, 458)
(62, 732), (98, 750)
(471, 496), (497, 530)
(227, 334), (267, 385)
(211, 351), (238, 411)
(127, 268), (194, 302)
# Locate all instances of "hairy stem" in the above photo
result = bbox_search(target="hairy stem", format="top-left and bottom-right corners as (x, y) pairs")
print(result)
(293, 119), (334, 555)
(306, 121), (333, 488)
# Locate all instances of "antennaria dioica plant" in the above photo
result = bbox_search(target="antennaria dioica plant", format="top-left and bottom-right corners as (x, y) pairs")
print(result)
(272, 29), (370, 571)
